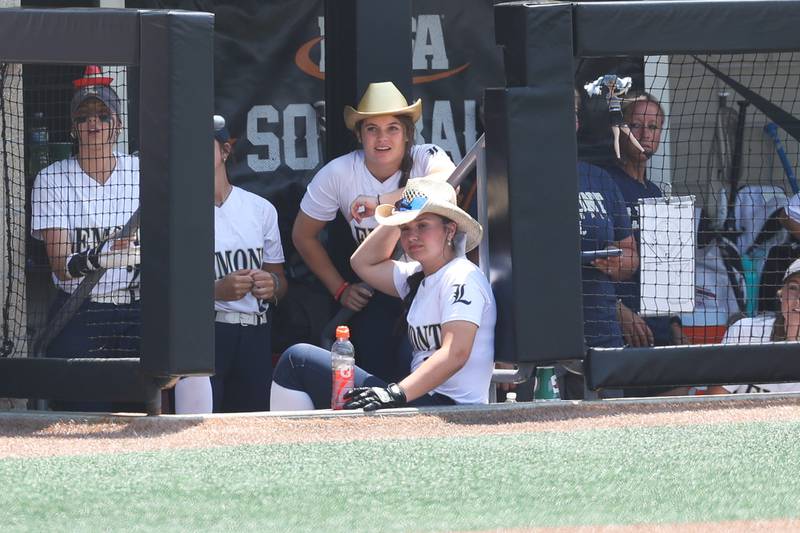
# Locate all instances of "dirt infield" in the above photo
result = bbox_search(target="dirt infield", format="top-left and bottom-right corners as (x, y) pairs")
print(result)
(2, 394), (800, 459)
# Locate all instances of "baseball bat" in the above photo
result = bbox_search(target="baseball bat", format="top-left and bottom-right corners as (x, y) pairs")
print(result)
(764, 122), (799, 194)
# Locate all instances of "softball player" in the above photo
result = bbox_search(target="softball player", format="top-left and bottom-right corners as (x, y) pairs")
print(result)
(175, 116), (287, 413)
(31, 67), (140, 412)
(292, 82), (455, 383)
(272, 177), (495, 411)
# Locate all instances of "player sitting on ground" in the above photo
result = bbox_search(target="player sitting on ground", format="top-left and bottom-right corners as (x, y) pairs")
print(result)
(271, 177), (496, 411)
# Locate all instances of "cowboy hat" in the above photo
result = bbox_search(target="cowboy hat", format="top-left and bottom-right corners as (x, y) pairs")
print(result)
(375, 175), (482, 253)
(344, 82), (422, 132)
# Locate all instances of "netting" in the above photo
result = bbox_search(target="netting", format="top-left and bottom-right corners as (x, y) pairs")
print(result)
(576, 53), (800, 351)
(0, 63), (139, 362)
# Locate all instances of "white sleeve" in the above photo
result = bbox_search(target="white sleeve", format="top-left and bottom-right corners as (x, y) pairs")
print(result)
(30, 170), (68, 238)
(392, 260), (422, 299)
(421, 144), (456, 175)
(261, 201), (285, 264)
(299, 163), (342, 222)
(439, 270), (487, 327)
(788, 193), (800, 222)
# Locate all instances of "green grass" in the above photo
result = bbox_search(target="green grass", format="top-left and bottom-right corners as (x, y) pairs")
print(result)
(3, 420), (800, 532)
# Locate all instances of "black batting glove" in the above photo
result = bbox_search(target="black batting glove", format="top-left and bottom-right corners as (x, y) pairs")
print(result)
(343, 383), (407, 412)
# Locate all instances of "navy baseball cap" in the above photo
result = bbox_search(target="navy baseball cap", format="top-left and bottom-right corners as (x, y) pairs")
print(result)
(70, 85), (121, 118)
(214, 115), (230, 143)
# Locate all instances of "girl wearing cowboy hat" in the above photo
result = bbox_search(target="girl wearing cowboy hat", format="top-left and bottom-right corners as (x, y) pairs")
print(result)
(272, 177), (495, 411)
(292, 82), (455, 384)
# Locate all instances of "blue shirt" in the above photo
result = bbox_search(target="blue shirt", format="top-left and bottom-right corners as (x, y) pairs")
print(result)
(603, 164), (675, 345)
(578, 162), (632, 348)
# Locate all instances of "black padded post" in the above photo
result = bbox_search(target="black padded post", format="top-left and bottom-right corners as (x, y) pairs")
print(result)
(323, 0), (412, 161)
(139, 11), (215, 377)
(486, 2), (583, 363)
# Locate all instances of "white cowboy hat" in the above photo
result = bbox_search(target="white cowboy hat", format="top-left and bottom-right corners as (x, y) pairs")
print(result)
(343, 82), (422, 132)
(374, 175), (483, 253)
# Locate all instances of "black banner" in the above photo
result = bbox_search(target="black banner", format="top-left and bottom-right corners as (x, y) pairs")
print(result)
(127, 0), (503, 227)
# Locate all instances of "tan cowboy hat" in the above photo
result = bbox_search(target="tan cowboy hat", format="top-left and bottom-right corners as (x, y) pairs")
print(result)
(375, 175), (483, 253)
(344, 82), (422, 132)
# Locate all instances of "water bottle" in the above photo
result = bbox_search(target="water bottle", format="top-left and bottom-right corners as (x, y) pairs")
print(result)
(29, 111), (50, 176)
(533, 366), (561, 400)
(331, 325), (355, 410)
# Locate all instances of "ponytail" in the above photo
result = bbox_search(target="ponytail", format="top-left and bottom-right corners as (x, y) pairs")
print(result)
(396, 270), (424, 335)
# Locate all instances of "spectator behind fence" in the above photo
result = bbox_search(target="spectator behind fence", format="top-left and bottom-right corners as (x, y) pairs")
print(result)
(561, 90), (638, 399)
(175, 116), (288, 414)
(272, 177), (495, 411)
(31, 67), (141, 412)
(292, 82), (455, 384)
(706, 258), (800, 394)
(601, 91), (686, 348)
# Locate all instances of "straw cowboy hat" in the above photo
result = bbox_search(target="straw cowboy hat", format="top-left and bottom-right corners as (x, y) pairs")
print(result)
(375, 175), (483, 253)
(344, 82), (422, 132)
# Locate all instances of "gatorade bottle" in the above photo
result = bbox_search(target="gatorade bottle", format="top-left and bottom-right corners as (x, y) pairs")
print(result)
(533, 366), (561, 400)
(331, 325), (355, 410)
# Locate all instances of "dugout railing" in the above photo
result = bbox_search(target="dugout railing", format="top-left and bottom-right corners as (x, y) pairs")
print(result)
(0, 8), (215, 414)
(488, 0), (800, 392)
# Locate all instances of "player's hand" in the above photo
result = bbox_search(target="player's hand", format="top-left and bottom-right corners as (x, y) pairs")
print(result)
(349, 195), (379, 224)
(97, 237), (140, 269)
(339, 282), (373, 312)
(250, 269), (275, 300)
(215, 269), (254, 301)
(617, 301), (654, 347)
(343, 383), (406, 411)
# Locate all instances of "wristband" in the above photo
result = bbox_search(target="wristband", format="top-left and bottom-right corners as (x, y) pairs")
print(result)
(334, 281), (349, 302)
(268, 271), (280, 295)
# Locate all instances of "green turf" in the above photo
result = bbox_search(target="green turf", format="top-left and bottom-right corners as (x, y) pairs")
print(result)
(3, 420), (800, 532)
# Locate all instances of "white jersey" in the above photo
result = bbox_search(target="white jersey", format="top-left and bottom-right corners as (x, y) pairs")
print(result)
(300, 144), (454, 244)
(31, 154), (139, 300)
(722, 315), (800, 393)
(214, 187), (284, 314)
(393, 257), (496, 404)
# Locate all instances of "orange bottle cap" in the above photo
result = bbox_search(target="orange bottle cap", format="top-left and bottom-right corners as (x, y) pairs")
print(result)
(335, 325), (350, 340)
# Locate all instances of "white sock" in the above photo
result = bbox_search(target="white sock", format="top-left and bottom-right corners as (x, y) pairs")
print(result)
(174, 376), (213, 414)
(270, 382), (315, 411)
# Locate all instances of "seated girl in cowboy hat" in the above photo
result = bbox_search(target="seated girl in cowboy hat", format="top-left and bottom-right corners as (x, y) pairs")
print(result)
(273, 177), (495, 410)
(292, 82), (455, 384)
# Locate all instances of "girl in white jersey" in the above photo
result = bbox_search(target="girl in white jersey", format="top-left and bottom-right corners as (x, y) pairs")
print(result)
(175, 116), (288, 414)
(31, 67), (141, 411)
(272, 177), (495, 411)
(293, 82), (455, 384)
(705, 259), (800, 394)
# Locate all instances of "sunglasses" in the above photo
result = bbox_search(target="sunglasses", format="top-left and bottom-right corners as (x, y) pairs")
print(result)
(74, 114), (113, 124)
(394, 195), (428, 212)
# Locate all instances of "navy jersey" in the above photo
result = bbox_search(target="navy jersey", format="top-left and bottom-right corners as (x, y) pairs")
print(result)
(603, 165), (675, 344)
(578, 162), (632, 348)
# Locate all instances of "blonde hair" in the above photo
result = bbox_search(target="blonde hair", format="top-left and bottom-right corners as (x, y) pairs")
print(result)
(621, 91), (665, 120)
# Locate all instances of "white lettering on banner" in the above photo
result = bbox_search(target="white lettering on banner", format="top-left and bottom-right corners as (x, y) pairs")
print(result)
(432, 100), (462, 161)
(412, 15), (449, 70)
(247, 105), (281, 172)
(247, 104), (321, 172)
(283, 104), (320, 170)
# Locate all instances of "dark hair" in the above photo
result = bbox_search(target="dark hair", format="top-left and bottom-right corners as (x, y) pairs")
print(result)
(771, 313), (787, 342)
(396, 215), (456, 334)
(355, 114), (417, 187)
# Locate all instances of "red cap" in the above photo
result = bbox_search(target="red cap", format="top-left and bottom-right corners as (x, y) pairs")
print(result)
(73, 65), (114, 89)
(335, 325), (350, 340)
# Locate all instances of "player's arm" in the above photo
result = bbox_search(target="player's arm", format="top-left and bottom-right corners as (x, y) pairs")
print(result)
(293, 210), (372, 310)
(349, 224), (401, 297)
(40, 228), (73, 281)
(292, 211), (344, 296)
